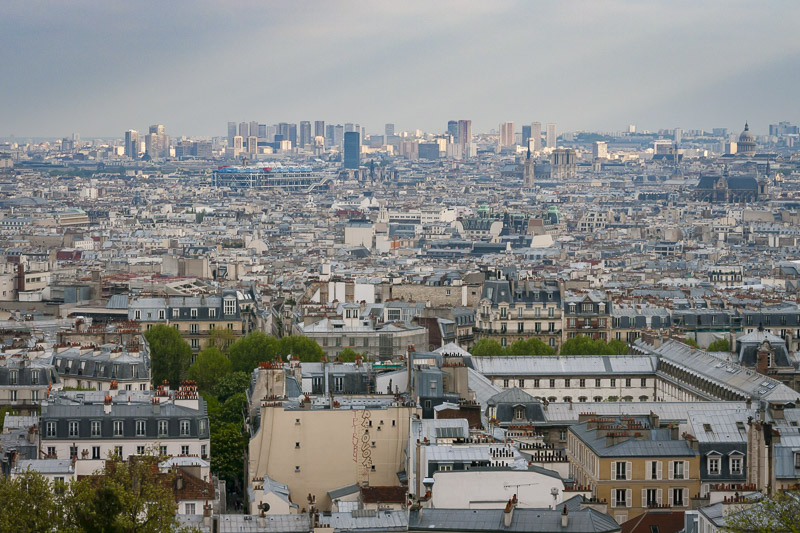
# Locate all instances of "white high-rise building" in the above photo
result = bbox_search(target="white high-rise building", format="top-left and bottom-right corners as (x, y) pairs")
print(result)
(546, 123), (557, 148)
(499, 122), (515, 147)
(531, 122), (542, 152)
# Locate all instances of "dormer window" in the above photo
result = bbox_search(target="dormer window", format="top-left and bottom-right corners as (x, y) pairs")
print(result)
(173, 308), (179, 319)
(224, 299), (235, 316)
(158, 309), (165, 320)
(514, 406), (526, 420)
(209, 308), (216, 318)
(190, 308), (198, 318)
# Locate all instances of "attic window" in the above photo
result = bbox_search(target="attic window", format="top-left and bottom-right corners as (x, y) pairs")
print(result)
(703, 424), (712, 432)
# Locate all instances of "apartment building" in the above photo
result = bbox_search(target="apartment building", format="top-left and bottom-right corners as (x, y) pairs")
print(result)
(0, 357), (61, 413)
(563, 291), (612, 343)
(476, 278), (562, 350)
(40, 386), (210, 462)
(567, 413), (700, 524)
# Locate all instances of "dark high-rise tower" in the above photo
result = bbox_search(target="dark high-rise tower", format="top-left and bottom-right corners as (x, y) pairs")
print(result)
(447, 120), (458, 140)
(299, 121), (311, 148)
(344, 131), (360, 169)
(314, 120), (325, 139)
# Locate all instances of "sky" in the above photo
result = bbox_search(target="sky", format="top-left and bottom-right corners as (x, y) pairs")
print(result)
(2, 0), (799, 138)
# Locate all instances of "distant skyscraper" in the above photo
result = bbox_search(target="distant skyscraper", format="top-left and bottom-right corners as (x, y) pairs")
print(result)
(457, 120), (472, 155)
(145, 124), (168, 158)
(592, 141), (608, 159)
(500, 122), (515, 147)
(546, 123), (557, 148)
(343, 131), (360, 169)
(674, 128), (682, 145)
(531, 122), (542, 152)
(314, 121), (325, 139)
(522, 125), (532, 145)
(124, 130), (139, 158)
(249, 121), (258, 138)
(288, 124), (297, 148)
(299, 121), (312, 148)
(227, 122), (236, 146)
(334, 125), (344, 147)
(385, 123), (395, 137)
(238, 122), (248, 138)
(344, 123), (356, 133)
(447, 120), (458, 140)
(325, 124), (335, 146)
(232, 135), (244, 154)
(248, 136), (258, 154)
(258, 124), (267, 138)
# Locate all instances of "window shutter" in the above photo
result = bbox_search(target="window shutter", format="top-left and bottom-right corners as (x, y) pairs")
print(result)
(645, 460), (651, 479)
(611, 489), (617, 507)
(626, 489), (632, 508)
(657, 461), (663, 480)
(657, 488), (662, 505)
(684, 488), (689, 506)
(626, 461), (632, 481)
(684, 461), (689, 479)
(668, 461), (674, 480)
(641, 489), (647, 508)
(668, 488), (673, 506)
(611, 462), (616, 480)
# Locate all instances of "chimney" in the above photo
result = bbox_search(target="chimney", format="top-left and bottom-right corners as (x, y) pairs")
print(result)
(561, 506), (568, 528)
(503, 495), (516, 528)
(202, 501), (213, 528)
(756, 347), (769, 374)
(103, 395), (112, 414)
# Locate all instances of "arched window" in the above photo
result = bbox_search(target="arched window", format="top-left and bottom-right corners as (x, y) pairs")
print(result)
(563, 396), (572, 403)
(593, 396), (603, 402)
(639, 395), (649, 402)
(578, 396), (587, 403)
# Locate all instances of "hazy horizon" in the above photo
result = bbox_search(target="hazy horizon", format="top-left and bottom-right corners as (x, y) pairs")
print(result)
(2, 1), (799, 138)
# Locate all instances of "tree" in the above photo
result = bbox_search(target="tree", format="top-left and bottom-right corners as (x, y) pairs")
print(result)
(607, 339), (629, 355)
(68, 455), (185, 533)
(213, 371), (252, 404)
(207, 327), (237, 353)
(228, 331), (279, 373)
(0, 469), (68, 533)
(708, 338), (731, 352)
(279, 335), (324, 362)
(210, 422), (248, 488)
(685, 337), (699, 348)
(218, 392), (248, 425)
(470, 338), (506, 356)
(188, 346), (232, 393)
(722, 491), (800, 532)
(145, 324), (192, 388)
(505, 338), (556, 356)
(337, 348), (364, 362)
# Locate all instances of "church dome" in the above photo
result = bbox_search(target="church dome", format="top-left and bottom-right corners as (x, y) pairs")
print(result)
(737, 122), (756, 156)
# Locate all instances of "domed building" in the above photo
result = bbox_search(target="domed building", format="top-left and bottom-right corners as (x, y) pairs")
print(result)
(737, 122), (757, 157)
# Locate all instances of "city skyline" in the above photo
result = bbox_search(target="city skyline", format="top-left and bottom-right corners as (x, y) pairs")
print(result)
(2, 1), (800, 138)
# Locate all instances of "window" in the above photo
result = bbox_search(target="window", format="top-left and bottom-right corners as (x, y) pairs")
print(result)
(650, 461), (661, 480)
(10, 390), (17, 402)
(565, 379), (571, 387)
(334, 377), (344, 392)
(47, 446), (56, 458)
(731, 456), (742, 474)
(641, 378), (647, 387)
(224, 299), (235, 316)
(514, 406), (526, 420)
(371, 465), (376, 472)
(503, 379), (509, 387)
(191, 338), (199, 349)
(70, 446), (78, 460)
(201, 444), (207, 458)
(295, 442), (301, 448)
(158, 309), (165, 320)
(614, 488), (628, 507)
(548, 308), (554, 318)
(439, 464), (452, 472)
(645, 488), (658, 507)
(209, 308), (216, 318)
(610, 378), (616, 387)
(92, 446), (100, 459)
(113, 420), (124, 436)
(625, 378), (631, 387)
(579, 379), (585, 388)
(69, 421), (79, 437)
(158, 420), (169, 436)
(517, 322), (524, 333)
(9, 370), (17, 385)
(185, 503), (196, 515)
(672, 461), (685, 480)
(295, 466), (301, 472)
(173, 308), (179, 318)
(134, 310), (141, 320)
(137, 446), (145, 455)
(181, 445), (189, 455)
(46, 422), (56, 437)
(199, 419), (207, 435)
(708, 456), (720, 475)
(672, 488), (685, 507)
(180, 420), (191, 436)
(517, 307), (523, 318)
(190, 308), (198, 318)
(550, 379), (556, 388)
(114, 446), (122, 458)
(533, 379), (540, 388)
(190, 323), (198, 334)
(559, 429), (567, 441)
(596, 379), (602, 387)
(31, 370), (40, 385)
(519, 379), (525, 388)
(136, 420), (146, 436)
(615, 461), (628, 480)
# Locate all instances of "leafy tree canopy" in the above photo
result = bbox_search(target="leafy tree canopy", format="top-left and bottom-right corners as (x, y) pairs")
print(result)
(471, 338), (556, 356)
(212, 371), (251, 404)
(278, 335), (324, 362)
(188, 346), (232, 393)
(228, 331), (279, 373)
(560, 335), (629, 355)
(144, 324), (192, 388)
(707, 338), (731, 352)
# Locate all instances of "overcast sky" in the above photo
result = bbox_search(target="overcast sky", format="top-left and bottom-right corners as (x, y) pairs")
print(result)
(2, 1), (799, 138)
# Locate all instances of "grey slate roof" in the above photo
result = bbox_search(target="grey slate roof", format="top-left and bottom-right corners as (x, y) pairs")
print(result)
(408, 508), (620, 532)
